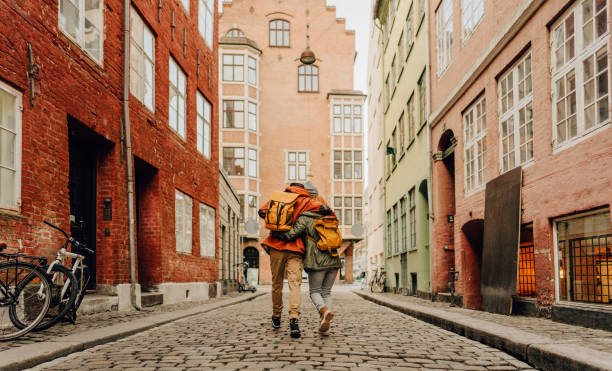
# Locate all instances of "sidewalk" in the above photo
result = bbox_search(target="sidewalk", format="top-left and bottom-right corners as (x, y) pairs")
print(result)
(0, 291), (265, 371)
(355, 290), (612, 371)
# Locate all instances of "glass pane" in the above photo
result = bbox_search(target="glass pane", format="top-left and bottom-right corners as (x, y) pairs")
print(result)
(288, 164), (296, 180)
(344, 164), (352, 179)
(334, 150), (341, 161)
(60, 0), (80, 39)
(288, 152), (296, 162)
(334, 118), (341, 132)
(334, 197), (342, 208)
(344, 118), (351, 132)
(0, 90), (16, 131)
(0, 129), (15, 169)
(344, 105), (351, 115)
(334, 105), (341, 115)
(298, 152), (306, 162)
(354, 118), (362, 133)
(344, 197), (352, 207)
(298, 165), (306, 180)
(344, 151), (352, 161)
(344, 209), (352, 225)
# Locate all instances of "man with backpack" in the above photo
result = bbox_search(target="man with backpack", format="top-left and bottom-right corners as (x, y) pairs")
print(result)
(258, 182), (322, 338)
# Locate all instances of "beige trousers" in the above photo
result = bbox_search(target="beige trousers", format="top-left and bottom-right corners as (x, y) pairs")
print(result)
(269, 248), (303, 319)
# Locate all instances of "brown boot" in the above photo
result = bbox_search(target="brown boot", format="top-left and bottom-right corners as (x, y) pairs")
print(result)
(319, 307), (334, 334)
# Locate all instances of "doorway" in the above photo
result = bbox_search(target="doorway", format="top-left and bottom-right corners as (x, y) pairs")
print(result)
(134, 157), (159, 287)
(68, 118), (98, 290)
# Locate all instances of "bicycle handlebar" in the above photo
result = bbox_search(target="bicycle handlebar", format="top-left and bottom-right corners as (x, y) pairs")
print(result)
(43, 220), (69, 238)
(43, 220), (93, 254)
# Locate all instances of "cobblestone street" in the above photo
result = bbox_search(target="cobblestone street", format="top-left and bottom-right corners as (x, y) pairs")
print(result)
(29, 287), (536, 370)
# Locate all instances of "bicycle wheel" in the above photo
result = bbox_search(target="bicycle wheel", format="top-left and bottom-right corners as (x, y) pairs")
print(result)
(68, 264), (89, 322)
(0, 262), (51, 341)
(12, 264), (78, 331)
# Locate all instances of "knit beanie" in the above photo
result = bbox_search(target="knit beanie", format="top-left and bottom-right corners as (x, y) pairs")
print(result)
(303, 180), (319, 196)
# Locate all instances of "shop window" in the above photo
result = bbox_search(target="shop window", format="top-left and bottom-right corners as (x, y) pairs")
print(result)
(517, 224), (536, 297)
(556, 209), (611, 304)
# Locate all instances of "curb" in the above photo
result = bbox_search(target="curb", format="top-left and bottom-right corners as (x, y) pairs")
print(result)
(0, 291), (266, 371)
(354, 290), (612, 371)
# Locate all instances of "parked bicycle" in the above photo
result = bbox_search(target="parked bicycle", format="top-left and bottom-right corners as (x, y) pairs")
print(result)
(236, 262), (256, 293)
(0, 241), (52, 341)
(370, 266), (387, 293)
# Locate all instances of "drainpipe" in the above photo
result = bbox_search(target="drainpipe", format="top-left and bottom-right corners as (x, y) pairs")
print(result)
(424, 5), (434, 295)
(123, 0), (141, 310)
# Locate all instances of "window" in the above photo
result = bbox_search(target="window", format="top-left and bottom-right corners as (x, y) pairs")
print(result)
(332, 103), (361, 134)
(556, 209), (611, 304)
(407, 93), (415, 142)
(200, 203), (215, 257)
(464, 96), (486, 193)
(269, 19), (290, 47)
(386, 210), (392, 256)
(398, 112), (406, 155)
(400, 197), (407, 252)
(436, 0), (453, 75)
(130, 7), (154, 111)
(393, 203), (399, 254)
(226, 28), (244, 37)
(406, 5), (414, 54)
(248, 148), (257, 178)
(334, 196), (363, 227)
(418, 70), (427, 125)
(198, 0), (214, 48)
(180, 0), (189, 12)
(499, 52), (533, 173)
(223, 100), (244, 128)
(222, 54), (244, 81)
(223, 147), (244, 176)
(59, 0), (104, 62)
(551, 1), (610, 148)
(175, 190), (193, 254)
(287, 151), (308, 181)
(169, 57), (186, 138)
(298, 65), (319, 92)
(247, 195), (257, 221)
(333, 150), (362, 180)
(196, 92), (211, 158)
(0, 83), (22, 210)
(409, 188), (416, 249)
(461, 0), (484, 41)
(248, 102), (257, 131)
(248, 56), (257, 85)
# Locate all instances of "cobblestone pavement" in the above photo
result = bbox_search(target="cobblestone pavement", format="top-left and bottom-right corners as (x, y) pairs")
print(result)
(29, 288), (537, 370)
(363, 290), (612, 353)
(0, 292), (245, 352)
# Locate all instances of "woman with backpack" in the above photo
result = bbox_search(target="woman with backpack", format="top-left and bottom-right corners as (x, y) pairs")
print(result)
(274, 181), (342, 336)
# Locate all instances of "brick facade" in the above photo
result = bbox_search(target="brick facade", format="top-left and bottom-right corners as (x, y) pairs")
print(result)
(0, 0), (219, 297)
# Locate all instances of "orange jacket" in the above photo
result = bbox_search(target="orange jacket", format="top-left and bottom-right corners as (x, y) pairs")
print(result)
(259, 185), (322, 255)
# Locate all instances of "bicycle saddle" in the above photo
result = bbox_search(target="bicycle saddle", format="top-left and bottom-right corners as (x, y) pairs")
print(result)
(0, 242), (6, 251)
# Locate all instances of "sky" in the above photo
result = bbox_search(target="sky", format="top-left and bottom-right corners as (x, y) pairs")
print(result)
(325, 0), (372, 94)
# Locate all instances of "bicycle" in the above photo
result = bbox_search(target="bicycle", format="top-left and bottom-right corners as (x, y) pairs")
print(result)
(236, 262), (256, 293)
(370, 266), (386, 293)
(0, 242), (52, 341)
(11, 220), (93, 332)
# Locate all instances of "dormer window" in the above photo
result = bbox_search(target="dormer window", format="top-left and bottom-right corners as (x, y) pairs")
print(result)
(269, 19), (290, 47)
(226, 28), (245, 37)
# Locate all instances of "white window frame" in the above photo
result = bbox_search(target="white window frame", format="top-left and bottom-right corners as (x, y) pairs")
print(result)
(196, 91), (211, 158)
(498, 52), (534, 173)
(551, 0), (611, 152)
(436, 0), (453, 76)
(248, 102), (257, 131)
(333, 195), (363, 227)
(222, 100), (244, 129)
(169, 57), (187, 139)
(175, 190), (193, 254)
(0, 82), (22, 211)
(200, 203), (215, 257)
(333, 149), (362, 180)
(180, 0), (189, 12)
(198, 0), (214, 49)
(222, 54), (244, 82)
(130, 7), (155, 111)
(461, 0), (484, 42)
(287, 151), (308, 182)
(463, 95), (486, 195)
(248, 56), (257, 86)
(248, 148), (257, 178)
(58, 0), (104, 63)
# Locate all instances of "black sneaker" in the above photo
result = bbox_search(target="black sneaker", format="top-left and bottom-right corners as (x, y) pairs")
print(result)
(289, 318), (301, 338)
(272, 316), (281, 329)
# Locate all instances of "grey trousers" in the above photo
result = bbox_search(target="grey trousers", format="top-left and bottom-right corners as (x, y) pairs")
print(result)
(308, 268), (339, 312)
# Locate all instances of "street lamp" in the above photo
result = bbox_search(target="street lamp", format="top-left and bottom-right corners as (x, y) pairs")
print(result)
(300, 24), (316, 65)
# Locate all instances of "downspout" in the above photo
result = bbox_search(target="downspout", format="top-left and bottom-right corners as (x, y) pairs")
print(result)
(424, 4), (434, 295)
(123, 0), (141, 310)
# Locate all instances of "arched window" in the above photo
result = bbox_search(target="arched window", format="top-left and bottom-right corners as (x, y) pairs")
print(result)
(269, 19), (290, 47)
(298, 65), (319, 92)
(225, 28), (244, 37)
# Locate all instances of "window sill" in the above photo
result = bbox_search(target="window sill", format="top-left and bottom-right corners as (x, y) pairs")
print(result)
(59, 29), (104, 68)
(221, 127), (246, 131)
(176, 251), (193, 257)
(269, 45), (291, 48)
(221, 80), (245, 84)
(464, 185), (485, 198)
(298, 91), (320, 94)
(0, 208), (25, 220)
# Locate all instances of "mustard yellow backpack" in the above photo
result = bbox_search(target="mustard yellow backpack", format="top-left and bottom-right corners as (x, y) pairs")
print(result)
(308, 216), (343, 256)
(264, 191), (299, 231)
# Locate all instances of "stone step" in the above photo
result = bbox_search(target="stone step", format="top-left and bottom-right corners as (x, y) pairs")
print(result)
(141, 292), (163, 307)
(77, 294), (119, 315)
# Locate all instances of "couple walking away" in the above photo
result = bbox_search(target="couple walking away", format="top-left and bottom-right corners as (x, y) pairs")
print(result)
(258, 181), (342, 338)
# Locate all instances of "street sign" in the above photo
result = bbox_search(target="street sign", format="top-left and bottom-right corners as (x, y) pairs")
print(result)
(351, 223), (364, 238)
(244, 218), (259, 234)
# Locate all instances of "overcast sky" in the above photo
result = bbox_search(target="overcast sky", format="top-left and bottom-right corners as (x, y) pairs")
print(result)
(326, 0), (371, 94)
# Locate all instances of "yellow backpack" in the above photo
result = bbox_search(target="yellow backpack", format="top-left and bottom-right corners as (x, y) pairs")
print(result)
(264, 191), (299, 231)
(309, 216), (343, 256)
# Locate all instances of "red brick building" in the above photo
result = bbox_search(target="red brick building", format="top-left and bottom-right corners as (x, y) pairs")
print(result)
(428, 0), (611, 328)
(0, 0), (219, 308)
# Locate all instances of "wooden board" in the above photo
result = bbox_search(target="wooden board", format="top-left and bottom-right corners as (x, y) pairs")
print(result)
(481, 167), (522, 314)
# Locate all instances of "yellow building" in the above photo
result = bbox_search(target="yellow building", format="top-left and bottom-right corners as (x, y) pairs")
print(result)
(374, 0), (431, 295)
